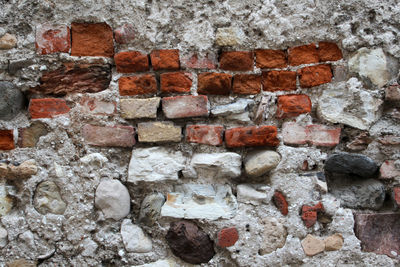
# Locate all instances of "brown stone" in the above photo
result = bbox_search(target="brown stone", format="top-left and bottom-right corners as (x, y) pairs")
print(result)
(150, 49), (180, 70)
(276, 94), (312, 119)
(0, 130), (15, 150)
(385, 84), (400, 104)
(219, 51), (254, 71)
(160, 72), (192, 94)
(30, 63), (111, 96)
(232, 74), (261, 95)
(262, 71), (297, 92)
(198, 72), (232, 95)
(288, 43), (319, 66)
(0, 160), (37, 179)
(71, 22), (114, 57)
(298, 64), (332, 88)
(301, 234), (325, 256)
(318, 42), (343, 62)
(119, 74), (157, 96)
(114, 51), (149, 73)
(255, 49), (287, 69)
(166, 220), (215, 264)
(324, 233), (344, 251)
(18, 121), (48, 148)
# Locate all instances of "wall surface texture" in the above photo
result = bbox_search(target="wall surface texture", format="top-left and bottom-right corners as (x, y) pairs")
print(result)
(0, 0), (400, 266)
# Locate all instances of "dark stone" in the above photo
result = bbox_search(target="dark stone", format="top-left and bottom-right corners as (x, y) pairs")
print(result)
(166, 220), (215, 264)
(138, 193), (165, 226)
(0, 81), (24, 120)
(8, 58), (35, 75)
(324, 152), (378, 178)
(354, 212), (400, 258)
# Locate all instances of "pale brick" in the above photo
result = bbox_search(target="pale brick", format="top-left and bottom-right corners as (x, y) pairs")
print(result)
(138, 122), (181, 143)
(162, 95), (209, 119)
(120, 98), (160, 119)
(82, 124), (135, 147)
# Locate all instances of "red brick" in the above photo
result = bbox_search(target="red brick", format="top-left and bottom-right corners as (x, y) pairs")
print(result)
(0, 130), (14, 150)
(219, 51), (254, 71)
(217, 227), (239, 248)
(288, 44), (319, 66)
(180, 52), (217, 69)
(79, 97), (116, 115)
(318, 42), (343, 62)
(160, 72), (192, 94)
(298, 64), (332, 88)
(71, 22), (114, 57)
(262, 71), (297, 92)
(272, 191), (288, 215)
(82, 124), (135, 147)
(29, 98), (70, 119)
(198, 72), (232, 95)
(225, 126), (279, 148)
(301, 202), (324, 228)
(119, 74), (157, 96)
(394, 187), (400, 207)
(150, 49), (180, 70)
(232, 74), (261, 95)
(35, 24), (70, 55)
(186, 125), (224, 146)
(380, 160), (400, 180)
(114, 24), (135, 44)
(114, 51), (149, 73)
(255, 49), (287, 69)
(276, 94), (311, 119)
(162, 95), (208, 119)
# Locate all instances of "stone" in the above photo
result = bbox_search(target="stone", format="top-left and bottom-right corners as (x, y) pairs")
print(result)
(33, 181), (67, 215)
(35, 24), (70, 54)
(301, 234), (325, 256)
(225, 126), (279, 148)
(211, 98), (253, 116)
(197, 72), (232, 95)
(349, 47), (391, 87)
(150, 49), (180, 70)
(215, 27), (241, 46)
(79, 98), (117, 115)
(255, 49), (287, 69)
(121, 219), (152, 253)
(134, 259), (177, 267)
(162, 95), (209, 119)
(346, 132), (373, 151)
(0, 130), (15, 150)
(81, 238), (98, 257)
(161, 184), (237, 220)
(180, 52), (217, 69)
(71, 22), (114, 57)
(318, 42), (343, 61)
(8, 58), (35, 75)
(385, 84), (400, 105)
(114, 51), (149, 73)
(324, 233), (344, 251)
(219, 51), (254, 71)
(259, 217), (287, 255)
(137, 122), (181, 143)
(217, 227), (239, 247)
(232, 74), (261, 95)
(0, 226), (7, 248)
(379, 160), (400, 179)
(184, 152), (241, 178)
(114, 24), (135, 44)
(0, 81), (24, 121)
(166, 220), (215, 264)
(254, 96), (270, 124)
(128, 147), (186, 183)
(18, 122), (47, 148)
(244, 150), (281, 177)
(29, 98), (70, 119)
(80, 153), (108, 167)
(301, 202), (324, 228)
(160, 72), (192, 93)
(186, 125), (224, 146)
(30, 63), (111, 96)
(288, 44), (319, 66)
(378, 135), (400, 145)
(354, 212), (400, 258)
(6, 259), (36, 267)
(139, 193), (165, 226)
(0, 159), (37, 179)
(0, 33), (17, 49)
(119, 74), (157, 96)
(120, 98), (160, 119)
(0, 183), (13, 216)
(324, 152), (378, 178)
(82, 124), (136, 147)
(262, 70), (297, 92)
(298, 64), (333, 88)
(276, 94), (312, 119)
(272, 191), (288, 215)
(237, 184), (269, 204)
(95, 179), (130, 220)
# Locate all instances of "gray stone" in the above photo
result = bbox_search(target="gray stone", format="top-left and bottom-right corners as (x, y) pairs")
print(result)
(121, 219), (152, 253)
(8, 58), (35, 75)
(325, 152), (378, 178)
(259, 217), (287, 255)
(139, 193), (165, 226)
(33, 181), (67, 215)
(95, 180), (130, 220)
(0, 81), (24, 121)
(0, 226), (7, 248)
(211, 99), (254, 116)
(244, 150), (280, 177)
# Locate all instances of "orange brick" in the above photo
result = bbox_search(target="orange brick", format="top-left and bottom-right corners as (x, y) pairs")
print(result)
(29, 98), (70, 119)
(219, 51), (254, 71)
(262, 71), (297, 92)
(255, 49), (287, 68)
(232, 74), (261, 95)
(225, 126), (279, 147)
(276, 94), (311, 119)
(150, 49), (180, 70)
(160, 72), (192, 94)
(114, 51), (149, 73)
(298, 64), (332, 88)
(288, 44), (319, 66)
(318, 42), (343, 61)
(198, 72), (232, 95)
(119, 75), (157, 96)
(0, 130), (14, 150)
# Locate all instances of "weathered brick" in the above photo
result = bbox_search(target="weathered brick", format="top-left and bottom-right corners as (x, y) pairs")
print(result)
(29, 98), (70, 119)
(160, 72), (192, 94)
(119, 74), (157, 96)
(82, 124), (135, 147)
(120, 98), (160, 119)
(71, 22), (114, 57)
(301, 202), (324, 228)
(298, 64), (332, 88)
(150, 49), (180, 70)
(232, 74), (261, 95)
(162, 95), (208, 119)
(255, 49), (287, 69)
(35, 24), (70, 55)
(272, 191), (288, 215)
(276, 94), (312, 119)
(180, 52), (217, 69)
(219, 51), (254, 71)
(318, 42), (343, 62)
(0, 130), (14, 150)
(79, 97), (116, 115)
(283, 123), (341, 147)
(225, 126), (279, 148)
(138, 121), (181, 143)
(114, 24), (135, 44)
(29, 63), (111, 96)
(186, 125), (224, 146)
(217, 227), (239, 248)
(262, 71), (297, 92)
(393, 187), (400, 207)
(288, 44), (319, 66)
(198, 72), (232, 95)
(379, 160), (400, 180)
(114, 51), (149, 73)
(17, 122), (48, 148)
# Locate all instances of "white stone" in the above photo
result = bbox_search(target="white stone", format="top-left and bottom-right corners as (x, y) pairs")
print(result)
(128, 147), (186, 183)
(81, 238), (98, 257)
(244, 150), (281, 177)
(161, 184), (237, 220)
(317, 78), (383, 130)
(80, 153), (108, 167)
(0, 227), (8, 248)
(95, 180), (130, 220)
(121, 219), (152, 253)
(135, 258), (177, 267)
(183, 152), (241, 178)
(211, 99), (254, 116)
(237, 184), (270, 205)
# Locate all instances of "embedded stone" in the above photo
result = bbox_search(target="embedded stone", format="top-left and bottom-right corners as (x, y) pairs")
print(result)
(166, 220), (215, 264)
(0, 130), (14, 150)
(120, 98), (160, 119)
(18, 122), (48, 148)
(137, 121), (181, 143)
(272, 191), (288, 215)
(33, 181), (66, 215)
(139, 193), (166, 226)
(259, 217), (287, 255)
(95, 179), (130, 220)
(346, 132), (373, 151)
(385, 84), (400, 105)
(215, 27), (241, 46)
(325, 152), (378, 178)
(237, 184), (269, 204)
(0, 81), (24, 121)
(324, 233), (344, 251)
(7, 259), (36, 267)
(0, 184), (14, 216)
(0, 33), (17, 49)
(217, 227), (239, 247)
(301, 234), (325, 256)
(0, 159), (37, 179)
(244, 150), (281, 177)
(121, 219), (152, 253)
(134, 259), (177, 267)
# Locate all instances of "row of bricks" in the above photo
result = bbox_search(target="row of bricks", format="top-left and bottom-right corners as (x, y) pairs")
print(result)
(119, 64), (333, 96)
(0, 122), (341, 150)
(26, 95), (312, 119)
